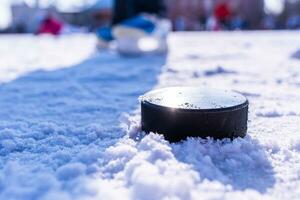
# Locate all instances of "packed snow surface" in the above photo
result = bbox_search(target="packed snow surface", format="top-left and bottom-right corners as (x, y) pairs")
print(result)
(0, 32), (300, 199)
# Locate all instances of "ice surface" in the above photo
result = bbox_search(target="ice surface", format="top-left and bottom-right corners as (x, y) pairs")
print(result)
(0, 32), (300, 199)
(140, 87), (247, 110)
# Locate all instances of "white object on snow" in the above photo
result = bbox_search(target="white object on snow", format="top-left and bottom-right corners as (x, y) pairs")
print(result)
(113, 17), (171, 56)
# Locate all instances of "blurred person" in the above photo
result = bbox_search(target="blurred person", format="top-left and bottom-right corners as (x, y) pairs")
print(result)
(96, 0), (171, 55)
(174, 16), (186, 31)
(37, 14), (63, 35)
(198, 14), (208, 31)
(262, 15), (277, 30)
(214, 1), (231, 30)
(206, 16), (220, 31)
(230, 12), (248, 30)
(286, 15), (300, 29)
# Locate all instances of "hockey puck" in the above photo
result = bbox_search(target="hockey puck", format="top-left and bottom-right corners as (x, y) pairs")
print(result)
(140, 87), (249, 142)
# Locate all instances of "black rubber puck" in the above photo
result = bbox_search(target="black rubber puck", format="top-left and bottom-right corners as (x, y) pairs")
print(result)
(140, 87), (249, 142)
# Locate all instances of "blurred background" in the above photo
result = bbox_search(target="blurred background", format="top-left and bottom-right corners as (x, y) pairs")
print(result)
(0, 0), (299, 34)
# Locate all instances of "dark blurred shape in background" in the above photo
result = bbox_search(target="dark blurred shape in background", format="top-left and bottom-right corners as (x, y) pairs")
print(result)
(112, 0), (166, 25)
(0, 0), (300, 34)
(37, 13), (63, 35)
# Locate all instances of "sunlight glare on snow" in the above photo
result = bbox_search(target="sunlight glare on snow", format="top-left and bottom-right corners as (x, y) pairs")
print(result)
(0, 35), (96, 83)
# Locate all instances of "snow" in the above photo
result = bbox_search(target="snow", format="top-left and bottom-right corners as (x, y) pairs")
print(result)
(0, 31), (300, 199)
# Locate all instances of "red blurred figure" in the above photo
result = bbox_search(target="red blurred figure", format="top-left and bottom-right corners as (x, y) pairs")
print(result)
(38, 15), (63, 35)
(214, 2), (231, 28)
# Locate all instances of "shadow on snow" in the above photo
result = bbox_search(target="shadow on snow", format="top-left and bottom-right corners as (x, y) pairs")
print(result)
(0, 52), (166, 163)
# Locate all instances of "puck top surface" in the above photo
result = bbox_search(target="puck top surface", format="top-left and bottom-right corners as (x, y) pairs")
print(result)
(140, 87), (248, 111)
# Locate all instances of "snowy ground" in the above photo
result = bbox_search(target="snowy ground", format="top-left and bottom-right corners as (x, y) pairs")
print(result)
(0, 32), (300, 199)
